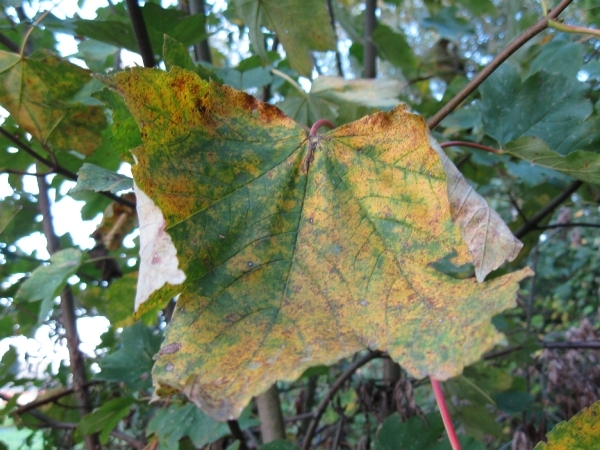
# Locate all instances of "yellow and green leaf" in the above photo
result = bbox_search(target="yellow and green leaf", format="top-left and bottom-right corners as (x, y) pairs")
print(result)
(534, 401), (600, 449)
(106, 67), (530, 421)
(0, 50), (106, 155)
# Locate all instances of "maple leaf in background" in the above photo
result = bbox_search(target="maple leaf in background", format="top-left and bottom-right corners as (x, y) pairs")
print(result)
(105, 67), (531, 421)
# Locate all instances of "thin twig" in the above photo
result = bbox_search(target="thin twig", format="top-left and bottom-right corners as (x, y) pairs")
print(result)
(483, 344), (524, 360)
(301, 351), (383, 450)
(427, 0), (575, 130)
(514, 181), (582, 238)
(440, 140), (502, 154)
(363, 0), (377, 79)
(14, 381), (103, 415)
(543, 341), (600, 349)
(16, 407), (144, 449)
(326, 0), (344, 77)
(125, 0), (155, 67)
(536, 222), (600, 230)
(0, 127), (135, 209)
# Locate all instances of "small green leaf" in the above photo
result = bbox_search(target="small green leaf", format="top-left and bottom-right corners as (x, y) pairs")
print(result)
(504, 137), (600, 185)
(534, 401), (600, 449)
(375, 412), (444, 450)
(77, 397), (135, 444)
(16, 248), (83, 302)
(96, 322), (162, 390)
(146, 403), (230, 449)
(70, 163), (133, 194)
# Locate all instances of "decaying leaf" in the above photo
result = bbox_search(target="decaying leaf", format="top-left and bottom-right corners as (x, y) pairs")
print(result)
(429, 137), (523, 281)
(0, 50), (106, 155)
(534, 400), (600, 449)
(106, 67), (530, 421)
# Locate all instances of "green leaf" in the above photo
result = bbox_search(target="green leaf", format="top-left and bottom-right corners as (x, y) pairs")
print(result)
(0, 202), (20, 235)
(74, 3), (207, 57)
(0, 50), (107, 155)
(456, 405), (502, 439)
(232, 0), (336, 76)
(163, 36), (224, 84)
(95, 322), (162, 390)
(455, 0), (496, 16)
(260, 441), (300, 450)
(494, 390), (533, 414)
(372, 24), (419, 79)
(534, 401), (600, 449)
(16, 248), (83, 302)
(375, 412), (444, 450)
(107, 67), (530, 421)
(146, 403), (230, 449)
(77, 397), (135, 444)
(70, 163), (133, 194)
(480, 64), (591, 148)
(422, 7), (474, 40)
(527, 38), (584, 79)
(503, 137), (600, 185)
(92, 88), (140, 163)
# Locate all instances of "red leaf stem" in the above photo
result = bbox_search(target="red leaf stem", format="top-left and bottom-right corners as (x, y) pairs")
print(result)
(431, 377), (461, 450)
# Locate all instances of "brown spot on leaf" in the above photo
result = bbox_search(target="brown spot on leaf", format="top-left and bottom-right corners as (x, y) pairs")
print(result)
(160, 343), (182, 355)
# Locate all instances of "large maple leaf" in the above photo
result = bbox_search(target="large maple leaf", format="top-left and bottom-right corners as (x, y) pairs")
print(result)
(105, 67), (531, 421)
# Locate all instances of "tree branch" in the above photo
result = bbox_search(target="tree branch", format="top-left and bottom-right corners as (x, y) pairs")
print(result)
(125, 0), (155, 67)
(363, 0), (377, 79)
(301, 351), (383, 450)
(0, 127), (135, 209)
(427, 0), (575, 129)
(189, 0), (212, 64)
(14, 381), (102, 415)
(0, 33), (20, 53)
(543, 341), (600, 349)
(326, 0), (344, 77)
(514, 181), (582, 238)
(16, 407), (144, 449)
(536, 222), (600, 230)
(227, 420), (249, 450)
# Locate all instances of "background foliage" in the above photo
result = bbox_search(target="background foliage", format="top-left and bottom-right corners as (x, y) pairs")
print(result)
(0, 0), (599, 449)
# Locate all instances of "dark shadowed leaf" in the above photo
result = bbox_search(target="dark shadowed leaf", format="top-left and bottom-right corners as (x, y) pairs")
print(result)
(480, 64), (591, 148)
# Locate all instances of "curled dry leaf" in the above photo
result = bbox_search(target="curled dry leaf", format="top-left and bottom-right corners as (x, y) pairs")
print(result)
(429, 136), (523, 281)
(107, 67), (530, 421)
